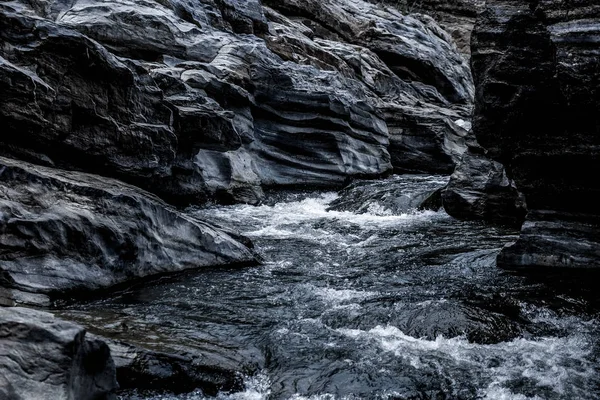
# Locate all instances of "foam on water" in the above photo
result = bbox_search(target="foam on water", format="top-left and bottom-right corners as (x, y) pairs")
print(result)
(121, 374), (271, 400)
(337, 324), (598, 399)
(84, 177), (598, 400)
(202, 193), (444, 240)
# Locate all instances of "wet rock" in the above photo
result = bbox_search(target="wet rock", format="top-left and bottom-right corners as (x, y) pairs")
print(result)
(395, 300), (523, 344)
(104, 339), (243, 396)
(498, 211), (600, 270)
(0, 307), (118, 400)
(327, 175), (447, 214)
(0, 156), (257, 299)
(471, 0), (600, 268)
(442, 150), (527, 227)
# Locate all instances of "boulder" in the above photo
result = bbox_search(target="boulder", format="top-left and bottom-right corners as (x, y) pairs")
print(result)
(105, 339), (243, 396)
(0, 156), (257, 299)
(442, 149), (527, 227)
(470, 0), (600, 268)
(327, 175), (446, 215)
(0, 306), (118, 400)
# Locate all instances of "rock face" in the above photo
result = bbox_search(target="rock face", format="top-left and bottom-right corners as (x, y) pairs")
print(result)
(442, 149), (527, 227)
(374, 0), (485, 58)
(0, 156), (257, 299)
(1, 0), (473, 205)
(0, 307), (118, 400)
(471, 0), (600, 268)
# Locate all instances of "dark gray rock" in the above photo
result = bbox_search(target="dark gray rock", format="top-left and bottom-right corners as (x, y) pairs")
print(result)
(1, 0), (475, 207)
(470, 0), (600, 269)
(327, 175), (447, 215)
(387, 109), (474, 174)
(374, 0), (485, 58)
(393, 299), (523, 344)
(262, 1), (475, 176)
(104, 339), (243, 396)
(0, 156), (257, 298)
(498, 211), (600, 270)
(442, 150), (527, 228)
(263, 0), (473, 104)
(0, 306), (118, 400)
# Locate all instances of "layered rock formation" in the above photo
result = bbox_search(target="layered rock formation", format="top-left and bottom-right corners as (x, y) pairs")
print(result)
(1, 0), (473, 206)
(374, 0), (485, 58)
(470, 0), (600, 268)
(328, 175), (445, 214)
(0, 307), (118, 400)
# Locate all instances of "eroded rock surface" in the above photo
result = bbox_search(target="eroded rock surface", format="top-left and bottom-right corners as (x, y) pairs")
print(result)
(328, 175), (446, 214)
(0, 156), (257, 299)
(374, 0), (485, 58)
(1, 0), (473, 205)
(471, 0), (600, 268)
(0, 307), (118, 400)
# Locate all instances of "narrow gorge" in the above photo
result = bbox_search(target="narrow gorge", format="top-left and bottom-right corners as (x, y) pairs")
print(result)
(0, 0), (599, 399)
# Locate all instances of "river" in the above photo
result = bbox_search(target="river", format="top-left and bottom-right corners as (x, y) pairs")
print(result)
(57, 175), (600, 400)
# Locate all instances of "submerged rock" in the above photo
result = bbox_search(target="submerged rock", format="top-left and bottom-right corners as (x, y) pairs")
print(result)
(442, 150), (527, 227)
(0, 307), (118, 400)
(105, 339), (244, 396)
(0, 156), (257, 299)
(471, 0), (600, 269)
(327, 175), (447, 215)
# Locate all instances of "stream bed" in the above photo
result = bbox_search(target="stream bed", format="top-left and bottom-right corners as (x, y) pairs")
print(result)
(57, 176), (600, 400)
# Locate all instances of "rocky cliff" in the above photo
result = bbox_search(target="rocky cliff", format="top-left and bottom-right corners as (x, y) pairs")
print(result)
(1, 0), (473, 206)
(374, 0), (485, 58)
(470, 0), (600, 268)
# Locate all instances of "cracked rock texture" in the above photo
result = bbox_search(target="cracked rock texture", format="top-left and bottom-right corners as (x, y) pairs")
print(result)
(470, 0), (600, 268)
(0, 306), (118, 400)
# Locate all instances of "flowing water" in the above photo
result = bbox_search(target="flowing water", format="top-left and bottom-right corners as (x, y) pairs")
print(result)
(58, 176), (600, 400)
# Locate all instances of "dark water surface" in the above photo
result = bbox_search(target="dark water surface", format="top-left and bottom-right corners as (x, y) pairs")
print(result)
(58, 176), (600, 400)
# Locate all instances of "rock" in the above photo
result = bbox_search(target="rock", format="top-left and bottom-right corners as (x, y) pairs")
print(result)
(0, 306), (117, 400)
(393, 300), (523, 344)
(387, 108), (475, 174)
(442, 149), (527, 227)
(103, 339), (243, 396)
(498, 211), (600, 270)
(0, 156), (257, 299)
(263, 0), (473, 104)
(1, 0), (476, 207)
(327, 175), (447, 215)
(262, 1), (475, 176)
(373, 0), (485, 59)
(470, 1), (600, 268)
